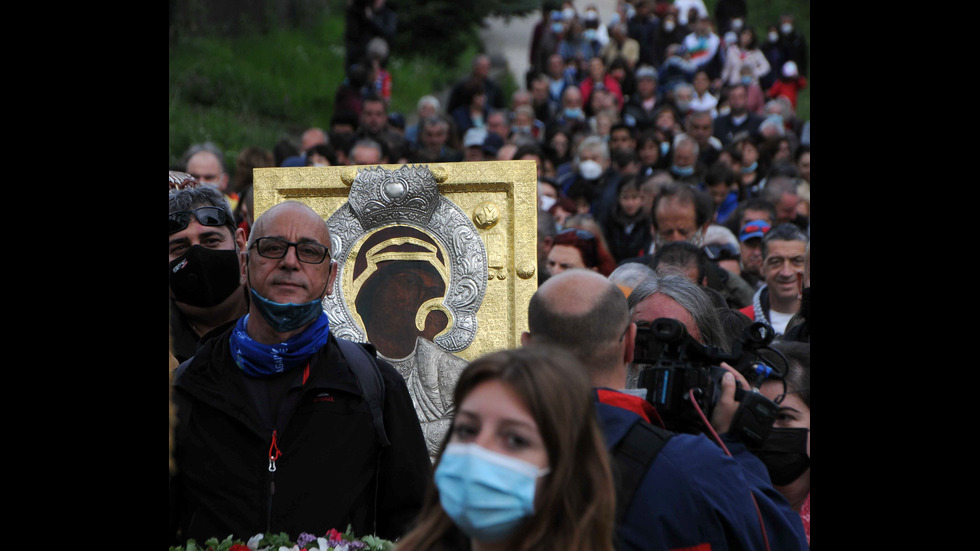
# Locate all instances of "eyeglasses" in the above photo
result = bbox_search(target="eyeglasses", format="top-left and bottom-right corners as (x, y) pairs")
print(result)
(169, 206), (232, 235)
(704, 243), (741, 261)
(250, 237), (331, 264)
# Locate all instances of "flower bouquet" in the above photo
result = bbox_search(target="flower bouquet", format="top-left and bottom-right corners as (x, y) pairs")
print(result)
(169, 525), (395, 551)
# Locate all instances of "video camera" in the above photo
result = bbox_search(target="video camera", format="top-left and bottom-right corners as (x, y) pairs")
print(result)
(634, 318), (782, 447)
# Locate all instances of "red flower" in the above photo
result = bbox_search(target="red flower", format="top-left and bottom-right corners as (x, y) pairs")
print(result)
(229, 545), (251, 551)
(326, 528), (346, 541)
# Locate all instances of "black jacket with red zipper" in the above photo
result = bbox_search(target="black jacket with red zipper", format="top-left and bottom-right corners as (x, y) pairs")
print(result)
(169, 327), (430, 545)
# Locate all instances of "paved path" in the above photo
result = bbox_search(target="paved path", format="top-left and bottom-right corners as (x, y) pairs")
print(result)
(479, 0), (619, 91)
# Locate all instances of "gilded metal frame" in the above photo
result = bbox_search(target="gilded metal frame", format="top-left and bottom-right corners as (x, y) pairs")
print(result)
(253, 160), (539, 361)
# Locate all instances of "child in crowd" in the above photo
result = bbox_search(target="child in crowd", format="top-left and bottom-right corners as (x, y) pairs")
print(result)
(767, 61), (806, 109)
(701, 161), (740, 224)
(602, 175), (653, 262)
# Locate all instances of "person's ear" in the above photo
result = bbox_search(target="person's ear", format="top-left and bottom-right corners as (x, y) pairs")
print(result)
(325, 260), (339, 297)
(520, 331), (532, 347)
(623, 322), (637, 366)
(236, 228), (248, 286)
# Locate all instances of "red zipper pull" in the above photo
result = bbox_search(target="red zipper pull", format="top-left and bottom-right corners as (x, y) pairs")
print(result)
(268, 430), (282, 472)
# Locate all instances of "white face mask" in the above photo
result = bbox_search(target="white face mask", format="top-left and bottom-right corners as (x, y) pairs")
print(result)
(578, 159), (603, 180)
(781, 23), (793, 34)
(540, 194), (557, 212)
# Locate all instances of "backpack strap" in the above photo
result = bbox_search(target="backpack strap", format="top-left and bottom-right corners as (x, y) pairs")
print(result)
(337, 339), (391, 447)
(612, 419), (674, 526)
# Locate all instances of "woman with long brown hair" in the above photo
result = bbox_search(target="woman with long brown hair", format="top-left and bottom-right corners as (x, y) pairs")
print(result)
(396, 346), (617, 551)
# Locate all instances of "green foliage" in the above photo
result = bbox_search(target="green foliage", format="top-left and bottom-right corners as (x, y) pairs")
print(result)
(390, 1), (483, 66)
(169, 8), (475, 171)
(168, 534), (236, 551)
(488, 0), (543, 17)
(389, 0), (540, 65)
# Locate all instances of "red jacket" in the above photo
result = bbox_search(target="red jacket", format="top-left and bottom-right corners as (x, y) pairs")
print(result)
(767, 77), (807, 108)
(578, 75), (624, 112)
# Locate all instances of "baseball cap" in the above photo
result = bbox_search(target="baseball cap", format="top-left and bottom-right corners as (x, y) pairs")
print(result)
(739, 220), (771, 242)
(463, 127), (488, 148)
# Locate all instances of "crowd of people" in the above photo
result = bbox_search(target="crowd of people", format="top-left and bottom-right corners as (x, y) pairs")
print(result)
(170, 0), (810, 549)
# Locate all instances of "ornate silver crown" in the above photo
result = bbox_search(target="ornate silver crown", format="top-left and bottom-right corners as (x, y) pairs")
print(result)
(348, 165), (440, 228)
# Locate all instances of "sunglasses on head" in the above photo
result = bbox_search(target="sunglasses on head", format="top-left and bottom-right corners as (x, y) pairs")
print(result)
(554, 228), (599, 266)
(741, 223), (770, 235)
(556, 228), (596, 242)
(169, 206), (232, 235)
(704, 243), (740, 261)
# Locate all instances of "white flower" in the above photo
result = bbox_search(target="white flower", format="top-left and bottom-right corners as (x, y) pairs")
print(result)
(247, 534), (265, 550)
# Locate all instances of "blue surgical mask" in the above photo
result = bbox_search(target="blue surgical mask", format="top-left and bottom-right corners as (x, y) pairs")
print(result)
(435, 442), (550, 542)
(584, 29), (597, 41)
(551, 22), (563, 33)
(563, 107), (583, 119)
(671, 164), (695, 177)
(741, 161), (758, 174)
(249, 288), (326, 333)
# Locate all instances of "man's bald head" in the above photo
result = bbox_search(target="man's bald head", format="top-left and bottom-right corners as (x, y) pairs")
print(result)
(248, 201), (331, 250)
(526, 270), (632, 373)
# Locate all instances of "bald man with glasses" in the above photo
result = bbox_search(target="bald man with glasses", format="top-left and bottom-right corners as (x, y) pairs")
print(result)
(171, 200), (429, 546)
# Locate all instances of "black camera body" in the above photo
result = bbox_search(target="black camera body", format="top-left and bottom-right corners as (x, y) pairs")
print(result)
(634, 318), (780, 447)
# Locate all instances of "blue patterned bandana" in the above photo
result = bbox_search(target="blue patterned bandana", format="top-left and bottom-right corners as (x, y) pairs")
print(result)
(230, 313), (331, 377)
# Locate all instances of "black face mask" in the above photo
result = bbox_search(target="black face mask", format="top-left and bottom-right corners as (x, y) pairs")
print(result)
(169, 245), (241, 308)
(754, 427), (810, 485)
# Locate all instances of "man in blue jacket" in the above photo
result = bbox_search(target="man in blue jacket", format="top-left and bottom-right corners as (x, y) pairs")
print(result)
(521, 269), (807, 550)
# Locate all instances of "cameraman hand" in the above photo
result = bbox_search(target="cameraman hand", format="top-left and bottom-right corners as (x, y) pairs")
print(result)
(710, 362), (751, 434)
